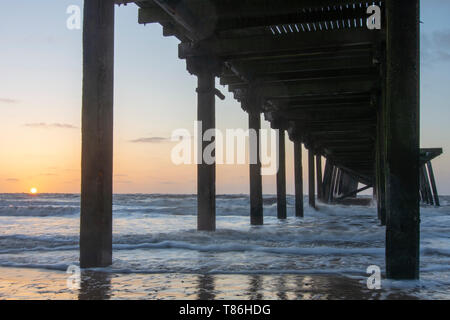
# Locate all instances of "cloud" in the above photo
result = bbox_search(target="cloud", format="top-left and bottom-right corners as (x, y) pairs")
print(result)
(130, 137), (169, 143)
(160, 181), (175, 185)
(432, 30), (450, 49)
(422, 29), (450, 65)
(0, 98), (18, 104)
(6, 178), (19, 182)
(116, 180), (133, 184)
(24, 122), (78, 129)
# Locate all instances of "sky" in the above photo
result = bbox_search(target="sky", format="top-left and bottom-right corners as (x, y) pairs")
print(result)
(0, 0), (449, 194)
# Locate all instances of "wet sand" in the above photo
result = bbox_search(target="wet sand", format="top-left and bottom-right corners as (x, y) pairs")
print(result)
(0, 267), (419, 300)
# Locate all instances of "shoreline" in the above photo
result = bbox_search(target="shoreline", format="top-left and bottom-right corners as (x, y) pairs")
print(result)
(0, 266), (420, 300)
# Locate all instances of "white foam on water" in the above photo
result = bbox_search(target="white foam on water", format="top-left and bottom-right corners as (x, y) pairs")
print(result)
(0, 193), (449, 298)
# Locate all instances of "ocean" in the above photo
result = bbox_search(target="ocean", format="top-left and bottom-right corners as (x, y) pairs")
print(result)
(0, 193), (449, 300)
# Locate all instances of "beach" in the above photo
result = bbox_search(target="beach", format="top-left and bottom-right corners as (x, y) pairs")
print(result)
(0, 193), (449, 300)
(0, 267), (424, 300)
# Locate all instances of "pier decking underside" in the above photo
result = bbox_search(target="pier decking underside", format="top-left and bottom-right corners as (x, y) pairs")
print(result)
(131, 0), (383, 186)
(79, 0), (428, 279)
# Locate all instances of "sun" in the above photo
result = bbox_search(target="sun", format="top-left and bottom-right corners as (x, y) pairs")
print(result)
(30, 187), (38, 194)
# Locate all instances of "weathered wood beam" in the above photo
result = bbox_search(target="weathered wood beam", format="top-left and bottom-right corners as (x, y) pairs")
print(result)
(307, 131), (375, 140)
(316, 155), (323, 201)
(332, 165), (372, 186)
(153, 0), (205, 40)
(179, 30), (381, 59)
(188, 57), (222, 231)
(222, 55), (374, 83)
(271, 104), (373, 114)
(171, 0), (384, 20)
(138, 5), (171, 24)
(294, 141), (304, 217)
(138, 1), (375, 32)
(313, 137), (373, 144)
(308, 149), (316, 208)
(335, 184), (372, 201)
(277, 129), (287, 219)
(274, 109), (376, 122)
(248, 106), (263, 225)
(217, 7), (373, 33)
(115, 0), (141, 5)
(421, 165), (434, 205)
(420, 148), (443, 164)
(296, 120), (375, 129)
(269, 92), (372, 104)
(426, 161), (440, 207)
(227, 47), (374, 67)
(220, 67), (378, 86)
(322, 159), (333, 202)
(385, 0), (420, 280)
(81, 0), (115, 269)
(230, 77), (376, 98)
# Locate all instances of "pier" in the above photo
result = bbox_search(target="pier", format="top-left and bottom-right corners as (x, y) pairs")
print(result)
(80, 0), (441, 280)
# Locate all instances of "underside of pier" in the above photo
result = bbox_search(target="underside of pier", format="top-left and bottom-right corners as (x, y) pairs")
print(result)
(80, 0), (431, 280)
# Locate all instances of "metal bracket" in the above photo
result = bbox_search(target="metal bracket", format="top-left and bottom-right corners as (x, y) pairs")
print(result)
(196, 88), (225, 100)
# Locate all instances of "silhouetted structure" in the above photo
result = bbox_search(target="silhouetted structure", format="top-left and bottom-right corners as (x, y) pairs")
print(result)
(81, 0), (443, 280)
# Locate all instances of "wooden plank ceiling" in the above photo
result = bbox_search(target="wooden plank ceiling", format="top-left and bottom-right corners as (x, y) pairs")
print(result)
(117, 0), (386, 183)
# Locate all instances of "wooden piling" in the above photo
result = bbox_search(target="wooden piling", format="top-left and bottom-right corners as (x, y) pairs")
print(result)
(322, 160), (333, 203)
(196, 64), (216, 231)
(294, 141), (304, 217)
(329, 166), (338, 203)
(249, 110), (263, 225)
(334, 168), (342, 198)
(425, 170), (433, 205)
(385, 0), (420, 279)
(316, 155), (323, 201)
(421, 166), (433, 205)
(320, 159), (333, 202)
(339, 172), (358, 198)
(187, 57), (222, 231)
(426, 161), (440, 206)
(308, 149), (315, 208)
(80, 0), (115, 268)
(376, 94), (387, 225)
(379, 43), (388, 226)
(277, 129), (287, 219)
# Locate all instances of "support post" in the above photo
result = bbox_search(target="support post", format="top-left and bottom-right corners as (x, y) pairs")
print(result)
(330, 167), (338, 202)
(376, 93), (387, 225)
(339, 172), (358, 197)
(316, 155), (323, 201)
(80, 0), (115, 268)
(336, 184), (373, 201)
(248, 108), (263, 225)
(322, 160), (333, 203)
(187, 57), (222, 231)
(422, 165), (434, 205)
(426, 162), (440, 206)
(334, 168), (342, 197)
(379, 41), (388, 226)
(294, 141), (304, 217)
(418, 174), (425, 203)
(385, 0), (420, 279)
(308, 149), (315, 208)
(277, 129), (287, 219)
